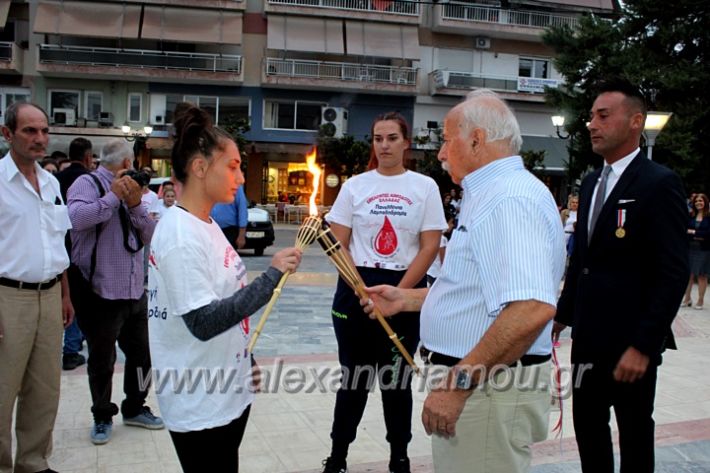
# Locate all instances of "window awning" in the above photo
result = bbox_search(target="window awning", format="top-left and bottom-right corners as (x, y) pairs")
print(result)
(141, 6), (242, 45)
(345, 22), (419, 59)
(0, 1), (11, 29)
(267, 15), (343, 54)
(34, 1), (141, 39)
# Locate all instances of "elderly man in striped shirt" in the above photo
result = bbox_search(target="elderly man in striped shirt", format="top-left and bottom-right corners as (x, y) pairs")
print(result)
(364, 89), (565, 473)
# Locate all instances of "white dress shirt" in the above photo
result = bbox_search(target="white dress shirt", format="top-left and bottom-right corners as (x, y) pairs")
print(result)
(0, 153), (71, 282)
(421, 157), (565, 358)
(587, 148), (639, 233)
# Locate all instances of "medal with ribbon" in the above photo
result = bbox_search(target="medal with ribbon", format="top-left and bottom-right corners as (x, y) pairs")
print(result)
(615, 209), (626, 238)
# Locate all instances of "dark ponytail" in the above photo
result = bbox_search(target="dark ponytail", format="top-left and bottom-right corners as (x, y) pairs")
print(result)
(171, 105), (232, 183)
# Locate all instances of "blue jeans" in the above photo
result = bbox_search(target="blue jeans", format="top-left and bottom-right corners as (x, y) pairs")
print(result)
(63, 318), (83, 354)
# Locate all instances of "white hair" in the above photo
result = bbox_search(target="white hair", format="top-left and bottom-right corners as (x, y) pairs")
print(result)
(100, 139), (133, 167)
(459, 89), (522, 154)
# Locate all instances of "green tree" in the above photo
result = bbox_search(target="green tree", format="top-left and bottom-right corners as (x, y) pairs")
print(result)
(521, 149), (547, 180)
(413, 128), (455, 194)
(316, 128), (370, 177)
(543, 0), (710, 191)
(220, 116), (251, 164)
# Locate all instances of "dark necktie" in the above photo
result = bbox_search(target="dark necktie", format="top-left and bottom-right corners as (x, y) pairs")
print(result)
(588, 166), (611, 244)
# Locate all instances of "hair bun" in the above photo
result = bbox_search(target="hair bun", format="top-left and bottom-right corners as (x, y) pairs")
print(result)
(173, 105), (212, 139)
(170, 104), (222, 183)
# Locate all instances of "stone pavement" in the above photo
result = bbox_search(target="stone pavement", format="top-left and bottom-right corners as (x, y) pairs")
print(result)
(29, 225), (710, 471)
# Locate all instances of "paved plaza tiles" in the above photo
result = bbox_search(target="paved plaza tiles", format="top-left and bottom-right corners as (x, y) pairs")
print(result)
(20, 226), (710, 472)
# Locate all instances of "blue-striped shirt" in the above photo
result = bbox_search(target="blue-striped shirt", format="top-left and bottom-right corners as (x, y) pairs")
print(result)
(421, 156), (565, 358)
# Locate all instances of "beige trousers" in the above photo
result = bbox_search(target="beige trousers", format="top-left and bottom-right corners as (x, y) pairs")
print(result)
(431, 362), (552, 473)
(0, 284), (62, 473)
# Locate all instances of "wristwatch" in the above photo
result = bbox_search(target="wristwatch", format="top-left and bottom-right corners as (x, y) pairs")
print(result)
(452, 366), (476, 390)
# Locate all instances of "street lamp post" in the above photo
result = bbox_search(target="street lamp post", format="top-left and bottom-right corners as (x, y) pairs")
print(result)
(121, 125), (153, 142)
(552, 115), (568, 138)
(643, 111), (672, 160)
(551, 115), (575, 195)
(122, 125), (154, 165)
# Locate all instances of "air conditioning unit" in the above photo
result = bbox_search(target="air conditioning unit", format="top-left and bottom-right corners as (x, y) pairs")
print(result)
(149, 94), (166, 125)
(475, 36), (491, 49)
(321, 106), (348, 138)
(98, 111), (113, 127)
(52, 108), (76, 126)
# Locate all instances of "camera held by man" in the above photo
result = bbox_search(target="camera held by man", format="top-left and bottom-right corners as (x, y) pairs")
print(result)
(123, 169), (151, 188)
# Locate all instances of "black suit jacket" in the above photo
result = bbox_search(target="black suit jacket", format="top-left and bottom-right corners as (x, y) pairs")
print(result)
(56, 162), (89, 253)
(556, 152), (689, 366)
(56, 162), (89, 202)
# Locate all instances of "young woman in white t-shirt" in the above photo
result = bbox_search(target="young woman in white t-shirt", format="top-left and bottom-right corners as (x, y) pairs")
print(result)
(147, 106), (302, 472)
(322, 112), (448, 473)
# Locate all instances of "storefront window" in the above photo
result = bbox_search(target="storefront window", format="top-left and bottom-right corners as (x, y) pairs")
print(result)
(266, 162), (320, 204)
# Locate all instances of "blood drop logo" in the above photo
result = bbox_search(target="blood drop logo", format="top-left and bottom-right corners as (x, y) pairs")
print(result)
(374, 216), (398, 256)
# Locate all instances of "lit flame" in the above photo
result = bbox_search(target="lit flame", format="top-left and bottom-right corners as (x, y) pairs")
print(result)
(305, 148), (321, 216)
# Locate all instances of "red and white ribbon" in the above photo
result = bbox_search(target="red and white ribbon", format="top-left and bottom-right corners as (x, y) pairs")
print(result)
(617, 209), (626, 228)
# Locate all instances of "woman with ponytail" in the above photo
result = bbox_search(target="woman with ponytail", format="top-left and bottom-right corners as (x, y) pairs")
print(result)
(321, 112), (447, 473)
(147, 106), (302, 472)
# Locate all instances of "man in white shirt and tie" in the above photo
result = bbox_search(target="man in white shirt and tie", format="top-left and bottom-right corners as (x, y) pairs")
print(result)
(0, 102), (74, 473)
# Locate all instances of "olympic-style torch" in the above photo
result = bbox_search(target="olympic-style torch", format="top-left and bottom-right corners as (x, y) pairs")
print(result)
(247, 150), (321, 353)
(248, 151), (419, 375)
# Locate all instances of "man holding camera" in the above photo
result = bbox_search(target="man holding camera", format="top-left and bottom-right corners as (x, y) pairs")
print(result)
(67, 138), (162, 445)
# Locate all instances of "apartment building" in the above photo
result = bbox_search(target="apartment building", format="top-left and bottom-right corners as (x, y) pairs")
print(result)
(413, 0), (615, 200)
(0, 0), (616, 204)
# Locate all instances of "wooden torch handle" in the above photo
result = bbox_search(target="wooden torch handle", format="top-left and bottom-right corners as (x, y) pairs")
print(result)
(247, 270), (290, 353)
(351, 284), (421, 375)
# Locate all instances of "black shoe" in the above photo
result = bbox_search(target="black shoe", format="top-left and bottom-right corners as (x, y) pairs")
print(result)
(389, 457), (410, 473)
(35, 469), (59, 473)
(321, 456), (347, 473)
(62, 353), (86, 371)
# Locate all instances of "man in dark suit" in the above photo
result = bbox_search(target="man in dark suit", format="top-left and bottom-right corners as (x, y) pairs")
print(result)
(56, 137), (93, 201)
(55, 137), (92, 370)
(554, 79), (689, 472)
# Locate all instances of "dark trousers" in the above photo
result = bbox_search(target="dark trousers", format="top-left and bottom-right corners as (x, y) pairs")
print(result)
(169, 405), (251, 473)
(572, 360), (658, 473)
(330, 267), (423, 458)
(71, 270), (151, 422)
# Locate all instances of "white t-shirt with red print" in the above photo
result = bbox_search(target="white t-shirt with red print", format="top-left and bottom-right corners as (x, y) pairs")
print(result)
(147, 207), (253, 432)
(327, 170), (447, 270)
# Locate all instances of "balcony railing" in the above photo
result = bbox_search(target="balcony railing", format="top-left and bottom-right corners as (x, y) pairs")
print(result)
(442, 3), (578, 30)
(432, 70), (561, 94)
(266, 58), (417, 85)
(38, 44), (242, 74)
(0, 42), (13, 62)
(267, 0), (418, 15)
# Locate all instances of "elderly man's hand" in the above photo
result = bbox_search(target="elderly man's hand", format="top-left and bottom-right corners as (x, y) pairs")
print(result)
(110, 176), (129, 200)
(361, 285), (405, 319)
(422, 376), (472, 439)
(123, 177), (143, 208)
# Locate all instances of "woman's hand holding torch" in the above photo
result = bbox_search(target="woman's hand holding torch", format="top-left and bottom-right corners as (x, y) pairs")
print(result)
(247, 247), (302, 353)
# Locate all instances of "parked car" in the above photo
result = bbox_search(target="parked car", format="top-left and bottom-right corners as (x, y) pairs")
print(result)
(244, 206), (275, 256)
(148, 177), (172, 193)
(148, 178), (274, 255)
